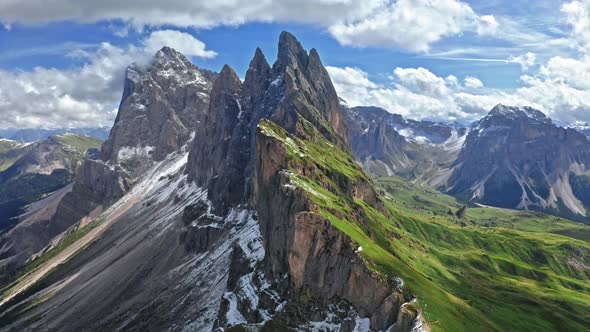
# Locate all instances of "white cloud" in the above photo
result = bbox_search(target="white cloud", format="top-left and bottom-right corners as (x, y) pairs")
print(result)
(393, 67), (449, 97)
(477, 15), (499, 35)
(328, 0), (495, 52)
(463, 77), (483, 89)
(325, 66), (377, 106)
(143, 30), (217, 58)
(328, 64), (590, 123)
(509, 52), (536, 70)
(0, 30), (216, 129)
(561, 0), (590, 52)
(0, 0), (493, 53)
(0, 0), (382, 30)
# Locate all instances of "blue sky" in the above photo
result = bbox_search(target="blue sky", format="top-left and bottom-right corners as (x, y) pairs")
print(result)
(0, 0), (589, 128)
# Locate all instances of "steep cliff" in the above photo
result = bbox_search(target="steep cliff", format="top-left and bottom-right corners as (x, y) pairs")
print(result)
(184, 31), (422, 330)
(343, 105), (467, 180)
(0, 49), (215, 288)
(442, 104), (590, 221)
(0, 134), (102, 284)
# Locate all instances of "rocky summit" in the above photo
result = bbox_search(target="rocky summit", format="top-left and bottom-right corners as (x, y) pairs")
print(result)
(344, 102), (590, 223)
(439, 104), (590, 220)
(1, 33), (589, 332)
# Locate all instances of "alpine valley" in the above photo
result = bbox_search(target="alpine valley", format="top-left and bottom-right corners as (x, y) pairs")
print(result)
(0, 32), (589, 332)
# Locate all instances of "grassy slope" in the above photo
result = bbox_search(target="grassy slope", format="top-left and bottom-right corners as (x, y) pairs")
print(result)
(0, 140), (29, 172)
(0, 134), (102, 231)
(52, 133), (102, 153)
(259, 119), (590, 332)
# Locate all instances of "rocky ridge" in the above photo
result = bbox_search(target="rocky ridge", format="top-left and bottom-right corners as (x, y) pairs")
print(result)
(0, 33), (425, 332)
(0, 134), (101, 284)
(343, 105), (467, 180)
(440, 104), (590, 220)
(0, 52), (215, 290)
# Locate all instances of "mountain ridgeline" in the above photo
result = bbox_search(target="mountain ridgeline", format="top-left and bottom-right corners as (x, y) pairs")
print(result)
(0, 134), (101, 283)
(0, 32), (422, 331)
(344, 103), (590, 222)
(444, 105), (590, 220)
(0, 32), (589, 332)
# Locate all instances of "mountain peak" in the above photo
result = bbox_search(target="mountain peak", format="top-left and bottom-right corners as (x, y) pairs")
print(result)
(487, 104), (549, 123)
(249, 47), (270, 73)
(154, 46), (186, 61)
(218, 64), (241, 85)
(276, 31), (308, 71)
(244, 47), (271, 98)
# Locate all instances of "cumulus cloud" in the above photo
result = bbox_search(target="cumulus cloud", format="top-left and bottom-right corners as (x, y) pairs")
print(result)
(143, 30), (217, 58)
(463, 77), (484, 89)
(327, 64), (590, 123)
(0, 30), (216, 129)
(0, 0), (493, 53)
(393, 67), (450, 97)
(509, 52), (536, 70)
(0, 0), (381, 29)
(328, 0), (495, 52)
(561, 0), (590, 52)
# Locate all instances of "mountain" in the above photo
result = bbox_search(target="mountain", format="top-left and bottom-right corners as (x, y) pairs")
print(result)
(0, 32), (423, 332)
(0, 139), (30, 172)
(568, 121), (590, 138)
(0, 47), (216, 289)
(436, 104), (590, 221)
(0, 134), (102, 232)
(343, 105), (467, 180)
(0, 127), (110, 143)
(0, 33), (589, 332)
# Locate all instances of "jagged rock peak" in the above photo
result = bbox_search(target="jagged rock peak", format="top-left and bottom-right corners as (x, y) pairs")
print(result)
(252, 47), (267, 64)
(275, 31), (309, 71)
(154, 46), (193, 67)
(244, 47), (271, 99)
(214, 64), (242, 91)
(487, 104), (550, 123)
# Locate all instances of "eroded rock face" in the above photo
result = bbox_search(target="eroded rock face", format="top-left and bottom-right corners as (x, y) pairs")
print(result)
(50, 47), (215, 240)
(183, 31), (417, 330)
(254, 125), (410, 331)
(187, 31), (351, 213)
(343, 105), (467, 179)
(444, 104), (590, 220)
(61, 46), (215, 227)
(0, 47), (215, 286)
(102, 47), (215, 163)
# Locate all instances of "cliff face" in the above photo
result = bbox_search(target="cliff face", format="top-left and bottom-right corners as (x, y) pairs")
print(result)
(0, 33), (423, 332)
(102, 47), (214, 163)
(0, 49), (215, 287)
(254, 120), (416, 330)
(183, 32), (418, 330)
(443, 104), (590, 220)
(52, 47), (215, 238)
(187, 31), (350, 212)
(343, 105), (467, 180)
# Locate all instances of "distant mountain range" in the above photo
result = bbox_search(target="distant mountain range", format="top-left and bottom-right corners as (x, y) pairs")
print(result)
(568, 121), (590, 138)
(345, 103), (590, 222)
(0, 127), (110, 142)
(343, 105), (467, 180)
(0, 134), (102, 232)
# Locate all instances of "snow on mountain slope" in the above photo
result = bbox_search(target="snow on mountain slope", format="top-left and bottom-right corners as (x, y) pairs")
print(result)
(442, 104), (590, 221)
